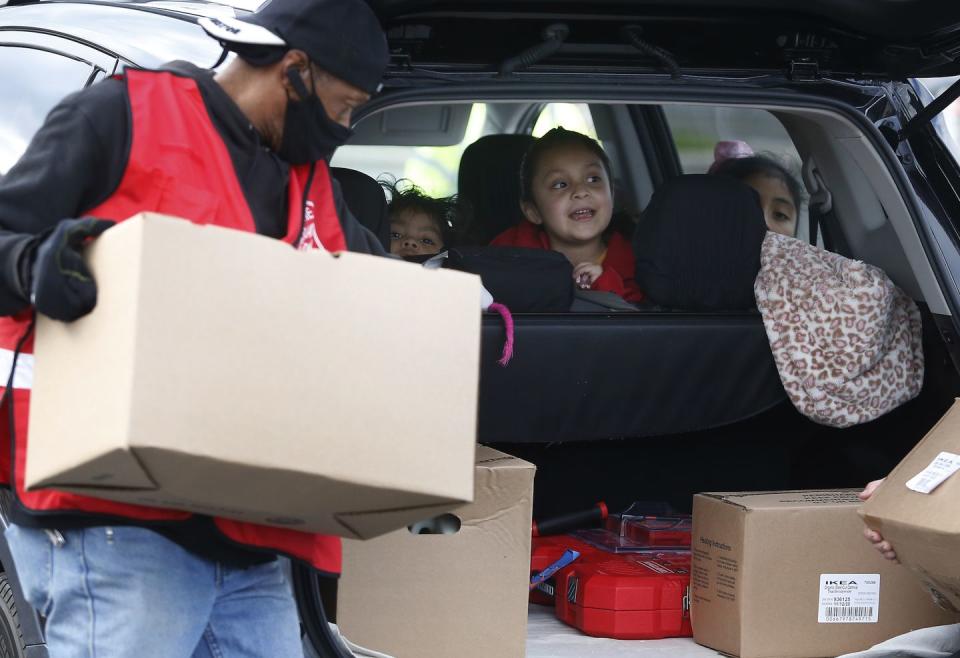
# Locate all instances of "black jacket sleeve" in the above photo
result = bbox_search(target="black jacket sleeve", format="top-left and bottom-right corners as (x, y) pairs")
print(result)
(0, 80), (128, 314)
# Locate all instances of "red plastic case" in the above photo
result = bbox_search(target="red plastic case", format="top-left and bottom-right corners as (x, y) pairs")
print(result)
(553, 553), (692, 639)
(529, 534), (600, 605)
(529, 533), (692, 639)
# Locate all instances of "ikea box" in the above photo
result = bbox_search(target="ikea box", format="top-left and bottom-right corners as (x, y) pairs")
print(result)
(336, 446), (535, 658)
(862, 399), (960, 611)
(26, 213), (482, 539)
(692, 490), (958, 658)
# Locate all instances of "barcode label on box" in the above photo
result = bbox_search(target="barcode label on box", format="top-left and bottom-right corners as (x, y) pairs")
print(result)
(822, 606), (874, 620)
(818, 574), (879, 624)
(906, 452), (960, 494)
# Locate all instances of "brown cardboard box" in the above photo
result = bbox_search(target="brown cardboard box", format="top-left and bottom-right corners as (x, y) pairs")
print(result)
(862, 400), (960, 611)
(26, 213), (482, 539)
(692, 490), (958, 658)
(336, 446), (535, 658)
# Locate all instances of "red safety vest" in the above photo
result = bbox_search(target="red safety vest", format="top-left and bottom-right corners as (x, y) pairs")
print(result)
(0, 69), (349, 574)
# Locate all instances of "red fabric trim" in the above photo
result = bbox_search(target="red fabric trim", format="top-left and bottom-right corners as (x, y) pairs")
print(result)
(490, 221), (551, 250)
(214, 518), (342, 573)
(290, 162), (347, 252)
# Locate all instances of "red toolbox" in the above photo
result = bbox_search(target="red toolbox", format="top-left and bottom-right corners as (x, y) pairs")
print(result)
(553, 551), (692, 639)
(529, 534), (599, 605)
(529, 533), (692, 639)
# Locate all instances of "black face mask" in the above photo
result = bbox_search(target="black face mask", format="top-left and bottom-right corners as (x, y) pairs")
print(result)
(278, 67), (353, 164)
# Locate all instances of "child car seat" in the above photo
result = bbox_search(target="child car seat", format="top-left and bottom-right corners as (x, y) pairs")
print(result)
(331, 167), (390, 251)
(633, 174), (768, 311)
(457, 134), (536, 244)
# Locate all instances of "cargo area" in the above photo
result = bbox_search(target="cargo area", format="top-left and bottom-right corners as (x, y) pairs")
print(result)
(526, 604), (721, 658)
(492, 322), (958, 523)
(8, 0), (960, 657)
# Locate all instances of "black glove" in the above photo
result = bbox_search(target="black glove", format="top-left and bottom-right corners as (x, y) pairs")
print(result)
(26, 217), (114, 321)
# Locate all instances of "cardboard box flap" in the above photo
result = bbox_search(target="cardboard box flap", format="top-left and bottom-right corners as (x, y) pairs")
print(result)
(703, 489), (862, 510)
(57, 448), (476, 539)
(469, 446), (536, 524)
(31, 447), (157, 491)
(859, 507), (960, 549)
(475, 446), (535, 470)
(343, 447), (535, 545)
(863, 400), (960, 534)
(859, 400), (960, 611)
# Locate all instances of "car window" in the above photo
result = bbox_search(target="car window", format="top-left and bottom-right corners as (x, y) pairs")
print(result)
(0, 46), (93, 174)
(662, 104), (808, 239)
(532, 103), (598, 139)
(662, 105), (800, 174)
(0, 4), (223, 70)
(332, 103), (489, 197)
(918, 76), (960, 162)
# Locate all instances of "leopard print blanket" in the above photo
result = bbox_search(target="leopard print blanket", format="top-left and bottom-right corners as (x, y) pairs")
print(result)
(754, 232), (924, 428)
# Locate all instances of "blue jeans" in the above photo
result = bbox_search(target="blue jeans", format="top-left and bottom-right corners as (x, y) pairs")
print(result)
(4, 523), (304, 658)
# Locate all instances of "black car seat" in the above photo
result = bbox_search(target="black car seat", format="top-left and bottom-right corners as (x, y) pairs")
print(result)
(457, 134), (536, 244)
(633, 174), (768, 311)
(330, 167), (390, 251)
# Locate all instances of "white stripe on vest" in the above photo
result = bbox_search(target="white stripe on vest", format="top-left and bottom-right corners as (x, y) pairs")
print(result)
(0, 348), (33, 389)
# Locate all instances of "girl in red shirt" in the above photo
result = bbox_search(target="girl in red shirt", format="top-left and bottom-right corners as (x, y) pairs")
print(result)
(490, 128), (644, 303)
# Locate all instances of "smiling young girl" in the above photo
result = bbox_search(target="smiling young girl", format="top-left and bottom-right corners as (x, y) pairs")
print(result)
(490, 127), (644, 302)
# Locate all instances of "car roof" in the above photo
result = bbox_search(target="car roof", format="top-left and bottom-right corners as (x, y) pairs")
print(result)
(372, 0), (960, 40)
(372, 0), (960, 78)
(8, 0), (957, 77)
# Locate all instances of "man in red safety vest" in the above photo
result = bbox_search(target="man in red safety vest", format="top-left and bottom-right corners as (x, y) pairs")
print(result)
(0, 0), (388, 654)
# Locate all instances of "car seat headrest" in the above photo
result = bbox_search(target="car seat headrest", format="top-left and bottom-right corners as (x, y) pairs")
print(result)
(457, 134), (537, 244)
(633, 174), (768, 311)
(331, 167), (390, 251)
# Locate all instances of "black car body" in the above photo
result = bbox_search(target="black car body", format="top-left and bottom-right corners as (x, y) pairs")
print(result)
(3, 0), (960, 655)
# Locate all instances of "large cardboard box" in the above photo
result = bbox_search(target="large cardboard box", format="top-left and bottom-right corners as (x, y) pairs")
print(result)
(862, 400), (960, 611)
(692, 490), (958, 658)
(26, 213), (482, 539)
(336, 446), (535, 658)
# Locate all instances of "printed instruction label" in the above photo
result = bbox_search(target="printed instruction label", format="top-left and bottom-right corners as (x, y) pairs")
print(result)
(906, 452), (960, 494)
(818, 574), (879, 623)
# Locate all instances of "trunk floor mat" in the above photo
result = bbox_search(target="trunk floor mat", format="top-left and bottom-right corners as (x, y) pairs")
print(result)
(526, 603), (722, 657)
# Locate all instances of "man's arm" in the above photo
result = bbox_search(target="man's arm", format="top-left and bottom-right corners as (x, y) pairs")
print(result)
(0, 81), (128, 314)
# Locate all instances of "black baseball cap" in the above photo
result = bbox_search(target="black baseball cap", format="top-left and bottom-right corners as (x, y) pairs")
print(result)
(199, 0), (388, 94)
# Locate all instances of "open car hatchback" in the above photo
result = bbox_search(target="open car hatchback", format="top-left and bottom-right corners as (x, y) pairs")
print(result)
(3, 0), (960, 656)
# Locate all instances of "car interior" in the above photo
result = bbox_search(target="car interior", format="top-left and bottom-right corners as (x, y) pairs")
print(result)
(4, 2), (960, 654)
(329, 98), (960, 521)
